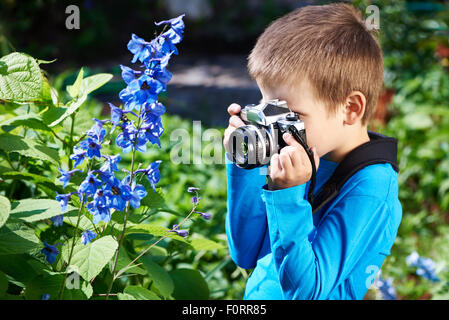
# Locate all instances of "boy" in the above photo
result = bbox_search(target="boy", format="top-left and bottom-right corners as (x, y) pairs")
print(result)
(223, 3), (402, 300)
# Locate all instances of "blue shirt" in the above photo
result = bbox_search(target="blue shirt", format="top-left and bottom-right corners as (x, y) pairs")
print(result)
(225, 153), (402, 300)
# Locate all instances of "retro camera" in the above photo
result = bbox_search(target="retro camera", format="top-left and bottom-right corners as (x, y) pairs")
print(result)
(226, 99), (309, 170)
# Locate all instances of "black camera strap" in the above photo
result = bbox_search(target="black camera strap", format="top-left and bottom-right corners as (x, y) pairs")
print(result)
(287, 125), (317, 205)
(310, 131), (399, 214)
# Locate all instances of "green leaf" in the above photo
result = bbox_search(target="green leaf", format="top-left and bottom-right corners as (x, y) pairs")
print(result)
(0, 171), (64, 196)
(113, 248), (147, 276)
(189, 238), (225, 251)
(61, 235), (118, 281)
(37, 59), (57, 65)
(47, 94), (87, 127)
(41, 106), (67, 126)
(0, 114), (52, 132)
(64, 209), (95, 231)
(140, 256), (174, 298)
(81, 281), (93, 299)
(122, 286), (161, 300)
(9, 198), (75, 223)
(0, 52), (42, 102)
(140, 185), (166, 208)
(24, 271), (87, 300)
(49, 71), (111, 128)
(0, 133), (60, 165)
(41, 77), (52, 103)
(169, 269), (209, 300)
(0, 254), (41, 286)
(0, 270), (8, 298)
(66, 68), (84, 99)
(80, 73), (113, 96)
(0, 195), (10, 228)
(117, 292), (136, 300)
(0, 224), (40, 255)
(126, 224), (190, 244)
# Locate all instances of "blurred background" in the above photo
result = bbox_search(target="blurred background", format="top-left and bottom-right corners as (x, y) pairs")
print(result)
(1, 0), (449, 299)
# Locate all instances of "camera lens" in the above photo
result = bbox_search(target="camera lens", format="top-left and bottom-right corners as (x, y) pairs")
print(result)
(227, 125), (276, 169)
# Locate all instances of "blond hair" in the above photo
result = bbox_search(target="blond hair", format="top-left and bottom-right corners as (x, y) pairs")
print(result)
(247, 3), (383, 125)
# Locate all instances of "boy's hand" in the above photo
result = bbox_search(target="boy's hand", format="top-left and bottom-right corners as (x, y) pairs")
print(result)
(223, 103), (245, 154)
(267, 132), (320, 190)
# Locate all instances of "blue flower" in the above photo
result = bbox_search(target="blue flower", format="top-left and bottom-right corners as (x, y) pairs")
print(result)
(169, 224), (189, 237)
(122, 175), (147, 209)
(55, 192), (76, 213)
(191, 196), (200, 206)
(107, 103), (137, 133)
(103, 176), (133, 211)
(194, 211), (211, 220)
(150, 35), (179, 57)
(127, 33), (153, 64)
(141, 114), (164, 148)
(116, 121), (137, 153)
(375, 276), (397, 300)
(100, 154), (121, 173)
(120, 65), (143, 85)
(144, 55), (173, 88)
(119, 74), (164, 112)
(70, 146), (87, 168)
(41, 293), (51, 300)
(96, 169), (115, 185)
(93, 187), (108, 207)
(135, 130), (149, 153)
(118, 86), (139, 112)
(79, 172), (103, 197)
(51, 214), (64, 227)
(81, 230), (97, 245)
(154, 14), (185, 45)
(41, 242), (60, 264)
(57, 168), (81, 189)
(80, 136), (103, 159)
(108, 102), (123, 131)
(143, 101), (166, 118)
(86, 118), (107, 142)
(135, 160), (161, 191)
(87, 201), (111, 224)
(406, 251), (440, 282)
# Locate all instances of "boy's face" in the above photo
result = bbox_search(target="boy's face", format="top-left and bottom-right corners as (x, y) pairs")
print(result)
(257, 78), (345, 161)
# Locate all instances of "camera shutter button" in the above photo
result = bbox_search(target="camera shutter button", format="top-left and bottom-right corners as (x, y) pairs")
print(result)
(286, 112), (298, 121)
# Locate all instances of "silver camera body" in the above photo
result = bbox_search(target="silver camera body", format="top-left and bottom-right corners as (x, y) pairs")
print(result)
(227, 99), (307, 169)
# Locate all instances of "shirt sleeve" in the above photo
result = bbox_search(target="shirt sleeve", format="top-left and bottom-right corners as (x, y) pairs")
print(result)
(225, 153), (269, 269)
(260, 183), (392, 300)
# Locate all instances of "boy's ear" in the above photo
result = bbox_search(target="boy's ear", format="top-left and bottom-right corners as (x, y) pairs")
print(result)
(342, 91), (366, 125)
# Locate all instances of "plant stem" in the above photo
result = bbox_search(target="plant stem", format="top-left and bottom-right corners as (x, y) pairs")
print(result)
(51, 128), (68, 146)
(105, 110), (142, 299)
(57, 192), (85, 300)
(68, 113), (76, 171)
(115, 202), (198, 279)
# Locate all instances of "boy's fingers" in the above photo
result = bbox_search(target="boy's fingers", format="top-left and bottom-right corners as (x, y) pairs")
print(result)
(269, 153), (282, 177)
(279, 149), (293, 173)
(227, 103), (241, 116)
(282, 132), (302, 148)
(229, 115), (245, 128)
(283, 133), (320, 169)
(223, 126), (235, 142)
(282, 146), (302, 168)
